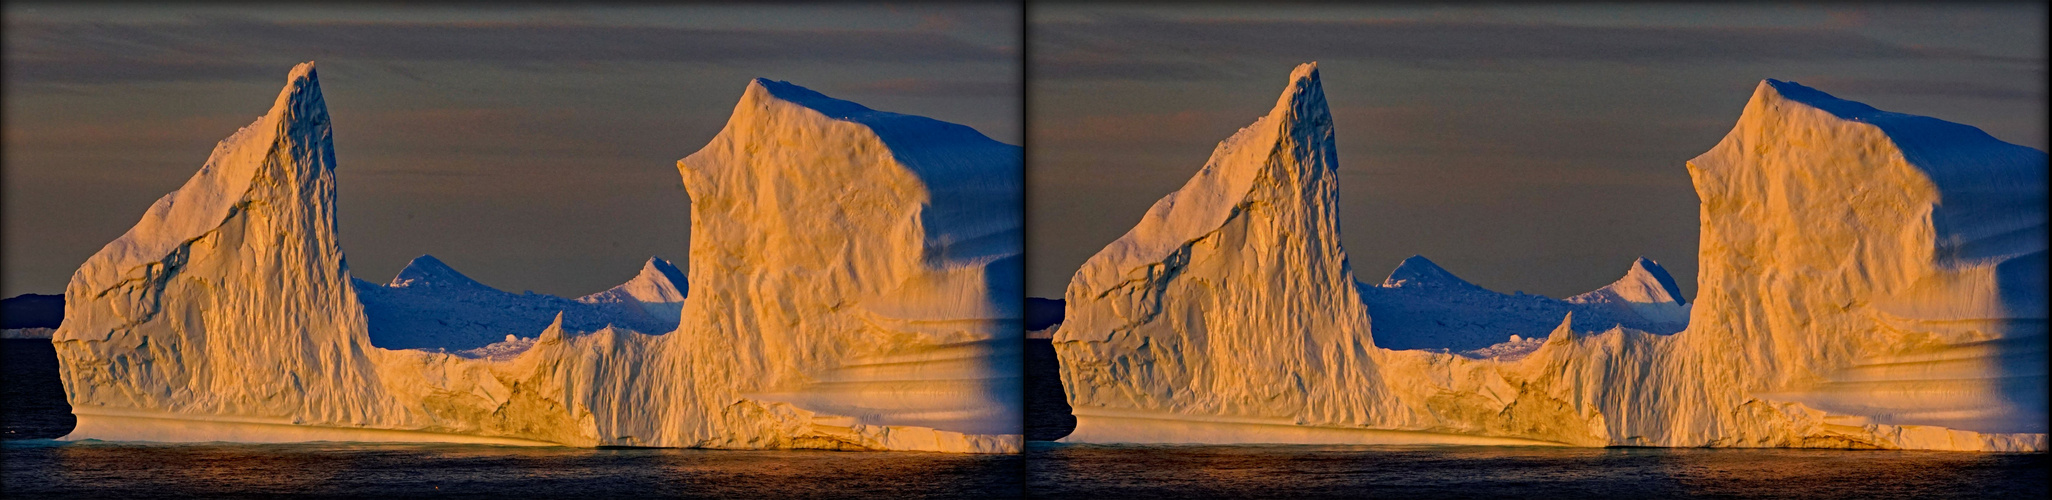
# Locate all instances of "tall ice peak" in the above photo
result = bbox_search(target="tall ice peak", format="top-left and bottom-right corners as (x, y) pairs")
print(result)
(1070, 62), (1331, 279)
(81, 61), (327, 281)
(1054, 59), (1373, 421)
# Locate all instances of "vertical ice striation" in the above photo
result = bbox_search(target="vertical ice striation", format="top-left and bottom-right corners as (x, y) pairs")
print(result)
(53, 63), (1021, 452)
(1054, 63), (1410, 442)
(1684, 79), (2046, 438)
(667, 77), (1023, 446)
(1052, 65), (2046, 451)
(55, 62), (393, 438)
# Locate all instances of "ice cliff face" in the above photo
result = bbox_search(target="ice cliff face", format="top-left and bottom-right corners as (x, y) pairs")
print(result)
(53, 63), (1021, 452)
(1684, 79), (2045, 438)
(1056, 63), (1400, 431)
(1052, 64), (2045, 451)
(667, 77), (1023, 446)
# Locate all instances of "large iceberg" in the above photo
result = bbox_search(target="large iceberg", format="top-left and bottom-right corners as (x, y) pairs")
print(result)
(1051, 63), (2046, 451)
(53, 62), (1022, 452)
(1361, 254), (1690, 356)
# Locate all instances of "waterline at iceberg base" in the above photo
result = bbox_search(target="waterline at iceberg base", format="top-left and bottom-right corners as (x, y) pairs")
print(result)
(53, 63), (1023, 453)
(1051, 62), (2046, 452)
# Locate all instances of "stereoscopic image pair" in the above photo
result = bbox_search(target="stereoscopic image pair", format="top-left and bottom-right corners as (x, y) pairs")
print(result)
(4, 3), (2043, 498)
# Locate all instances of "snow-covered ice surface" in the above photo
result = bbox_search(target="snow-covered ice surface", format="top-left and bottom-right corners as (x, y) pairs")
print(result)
(52, 63), (1022, 452)
(353, 255), (684, 354)
(1359, 255), (1690, 354)
(1051, 63), (2046, 451)
(574, 256), (688, 326)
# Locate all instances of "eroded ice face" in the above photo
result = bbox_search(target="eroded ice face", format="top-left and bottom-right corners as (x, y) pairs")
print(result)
(53, 63), (1024, 453)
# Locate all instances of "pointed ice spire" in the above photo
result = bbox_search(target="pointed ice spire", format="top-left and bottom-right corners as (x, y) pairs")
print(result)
(388, 255), (492, 290)
(1380, 255), (1479, 289)
(83, 62), (331, 279)
(1545, 311), (1576, 345)
(1076, 62), (1336, 279)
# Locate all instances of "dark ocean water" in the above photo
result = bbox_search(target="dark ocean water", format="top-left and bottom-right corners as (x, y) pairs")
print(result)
(1025, 443), (2047, 499)
(1024, 338), (1074, 441)
(3, 441), (1022, 498)
(3, 339), (74, 440)
(6, 339), (2047, 498)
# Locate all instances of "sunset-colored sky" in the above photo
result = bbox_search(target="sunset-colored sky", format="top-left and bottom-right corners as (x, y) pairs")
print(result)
(1027, 4), (2046, 299)
(3, 4), (1019, 297)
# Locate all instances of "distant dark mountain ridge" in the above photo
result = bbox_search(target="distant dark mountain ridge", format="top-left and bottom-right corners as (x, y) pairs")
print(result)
(2, 294), (63, 329)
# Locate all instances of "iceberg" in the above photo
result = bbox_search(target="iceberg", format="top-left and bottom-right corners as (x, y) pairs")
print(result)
(353, 255), (683, 354)
(1051, 63), (2046, 451)
(1360, 254), (1690, 355)
(52, 62), (1022, 452)
(575, 256), (689, 327)
(1561, 256), (1690, 328)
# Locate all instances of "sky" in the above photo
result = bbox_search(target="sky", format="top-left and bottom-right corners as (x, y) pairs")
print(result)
(4, 4), (2045, 303)
(3, 4), (1020, 297)
(1027, 4), (2047, 299)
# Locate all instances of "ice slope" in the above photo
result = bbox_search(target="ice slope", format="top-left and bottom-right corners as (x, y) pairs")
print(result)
(1051, 63), (2046, 451)
(353, 255), (680, 353)
(1055, 62), (1405, 440)
(1359, 255), (1690, 354)
(1563, 256), (1690, 327)
(575, 256), (688, 326)
(53, 63), (1021, 452)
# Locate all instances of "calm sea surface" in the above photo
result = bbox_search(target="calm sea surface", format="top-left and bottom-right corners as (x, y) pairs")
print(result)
(1025, 443), (2045, 499)
(7, 339), (2046, 498)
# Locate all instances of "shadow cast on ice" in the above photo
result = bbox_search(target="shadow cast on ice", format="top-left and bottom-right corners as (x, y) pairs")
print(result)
(51, 62), (1023, 453)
